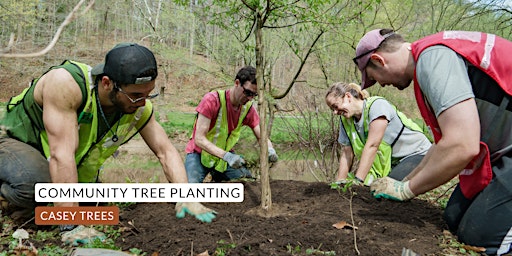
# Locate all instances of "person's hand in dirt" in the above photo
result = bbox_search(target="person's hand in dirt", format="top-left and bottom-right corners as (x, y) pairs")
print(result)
(60, 225), (106, 246)
(268, 147), (278, 163)
(353, 176), (365, 186)
(370, 177), (415, 201)
(222, 152), (246, 169)
(175, 202), (217, 223)
(331, 174), (365, 188)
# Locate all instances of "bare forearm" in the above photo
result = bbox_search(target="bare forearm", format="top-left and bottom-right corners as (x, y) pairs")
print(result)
(409, 98), (481, 195)
(159, 149), (188, 183)
(196, 136), (228, 158)
(49, 158), (78, 183)
(49, 155), (79, 207)
(355, 144), (379, 180)
(405, 144), (435, 181)
(409, 140), (476, 195)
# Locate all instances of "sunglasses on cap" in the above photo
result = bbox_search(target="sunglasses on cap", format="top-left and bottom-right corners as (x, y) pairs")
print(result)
(352, 31), (395, 66)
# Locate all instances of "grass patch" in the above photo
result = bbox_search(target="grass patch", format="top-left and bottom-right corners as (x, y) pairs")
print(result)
(159, 111), (196, 135)
(103, 155), (160, 171)
(416, 178), (458, 209)
(156, 109), (334, 145)
(214, 239), (236, 256)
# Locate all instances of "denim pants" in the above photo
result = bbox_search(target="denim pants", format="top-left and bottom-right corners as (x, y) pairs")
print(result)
(388, 154), (425, 181)
(185, 153), (252, 183)
(0, 138), (51, 210)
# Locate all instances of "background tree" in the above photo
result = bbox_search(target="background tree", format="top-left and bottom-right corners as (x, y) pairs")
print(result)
(173, 0), (372, 215)
(0, 0), (94, 58)
(1, 0), (511, 207)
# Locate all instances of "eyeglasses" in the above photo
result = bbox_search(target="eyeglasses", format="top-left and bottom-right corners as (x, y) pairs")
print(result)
(352, 31), (395, 66)
(115, 84), (159, 103)
(241, 85), (258, 97)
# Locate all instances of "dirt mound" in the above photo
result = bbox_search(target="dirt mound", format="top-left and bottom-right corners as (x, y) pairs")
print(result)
(116, 180), (446, 255)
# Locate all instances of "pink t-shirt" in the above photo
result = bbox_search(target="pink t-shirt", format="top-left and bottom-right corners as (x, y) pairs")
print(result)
(185, 90), (259, 153)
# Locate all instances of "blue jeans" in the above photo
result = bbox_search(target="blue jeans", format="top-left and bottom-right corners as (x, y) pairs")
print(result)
(389, 154), (425, 181)
(0, 138), (51, 210)
(185, 153), (253, 183)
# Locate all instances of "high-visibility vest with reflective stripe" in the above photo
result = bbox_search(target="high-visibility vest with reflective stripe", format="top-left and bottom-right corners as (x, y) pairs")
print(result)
(200, 90), (252, 172)
(411, 31), (512, 198)
(341, 96), (426, 185)
(2, 60), (153, 182)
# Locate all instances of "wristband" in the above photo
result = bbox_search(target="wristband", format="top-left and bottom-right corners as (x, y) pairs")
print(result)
(355, 177), (364, 183)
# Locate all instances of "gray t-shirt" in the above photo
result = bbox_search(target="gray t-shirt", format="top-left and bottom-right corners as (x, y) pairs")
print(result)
(338, 98), (431, 160)
(416, 45), (512, 160)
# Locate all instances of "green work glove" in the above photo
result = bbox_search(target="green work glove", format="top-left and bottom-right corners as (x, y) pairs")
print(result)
(370, 177), (415, 201)
(175, 202), (217, 223)
(222, 152), (246, 169)
(268, 147), (278, 163)
(60, 225), (106, 246)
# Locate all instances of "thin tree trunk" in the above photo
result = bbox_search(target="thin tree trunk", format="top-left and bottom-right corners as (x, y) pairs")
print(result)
(256, 12), (271, 213)
(189, 0), (195, 57)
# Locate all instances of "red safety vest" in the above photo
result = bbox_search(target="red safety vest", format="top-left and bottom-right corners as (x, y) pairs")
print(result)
(411, 31), (512, 199)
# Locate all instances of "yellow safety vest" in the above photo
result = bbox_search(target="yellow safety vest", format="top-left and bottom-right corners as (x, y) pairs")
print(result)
(200, 90), (252, 172)
(341, 96), (426, 185)
(2, 60), (153, 182)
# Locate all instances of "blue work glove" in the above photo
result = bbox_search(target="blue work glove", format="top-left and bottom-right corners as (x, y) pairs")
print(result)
(268, 147), (278, 163)
(222, 152), (246, 169)
(60, 225), (106, 246)
(175, 202), (217, 223)
(370, 177), (415, 201)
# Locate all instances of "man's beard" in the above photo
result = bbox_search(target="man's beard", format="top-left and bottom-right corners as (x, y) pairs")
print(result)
(108, 90), (133, 114)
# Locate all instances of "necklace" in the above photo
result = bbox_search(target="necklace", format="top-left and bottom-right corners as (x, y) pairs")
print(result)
(96, 88), (121, 142)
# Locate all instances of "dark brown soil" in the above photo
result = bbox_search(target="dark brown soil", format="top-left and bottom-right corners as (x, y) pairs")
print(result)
(1, 45), (451, 256)
(115, 180), (447, 256)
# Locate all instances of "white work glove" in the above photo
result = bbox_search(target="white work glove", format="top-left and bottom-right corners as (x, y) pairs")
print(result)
(175, 202), (217, 223)
(268, 147), (278, 163)
(370, 177), (415, 201)
(60, 225), (106, 246)
(222, 152), (246, 169)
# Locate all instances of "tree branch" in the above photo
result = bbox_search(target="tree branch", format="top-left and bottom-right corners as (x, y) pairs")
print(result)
(0, 0), (94, 58)
(274, 29), (325, 99)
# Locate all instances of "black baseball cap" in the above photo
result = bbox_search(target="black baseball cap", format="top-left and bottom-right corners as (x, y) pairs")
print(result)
(92, 43), (158, 85)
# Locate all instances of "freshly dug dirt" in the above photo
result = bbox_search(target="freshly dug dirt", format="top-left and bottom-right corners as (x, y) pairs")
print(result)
(116, 180), (446, 255)
(1, 45), (451, 256)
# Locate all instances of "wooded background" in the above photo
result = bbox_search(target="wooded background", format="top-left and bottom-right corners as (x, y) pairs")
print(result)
(2, 0), (511, 88)
(1, 0), (511, 211)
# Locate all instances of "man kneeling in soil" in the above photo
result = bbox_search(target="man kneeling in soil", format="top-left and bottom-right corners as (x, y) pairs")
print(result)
(0, 43), (216, 245)
(184, 66), (279, 183)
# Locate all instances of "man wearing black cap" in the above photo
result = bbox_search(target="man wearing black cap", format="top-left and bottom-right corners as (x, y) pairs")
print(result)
(353, 29), (512, 255)
(0, 43), (216, 245)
